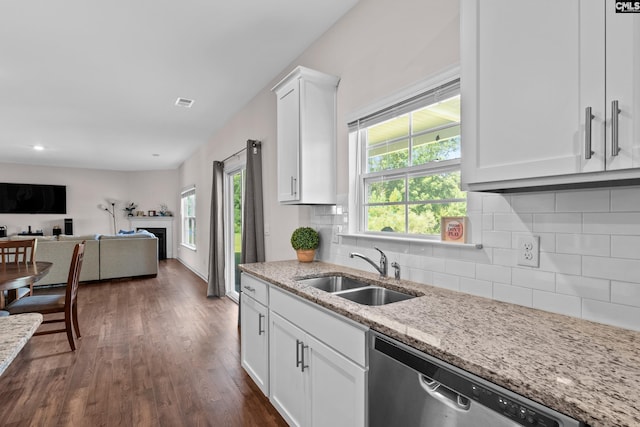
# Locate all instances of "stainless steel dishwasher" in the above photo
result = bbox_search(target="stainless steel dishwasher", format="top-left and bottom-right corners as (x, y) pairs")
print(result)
(369, 331), (585, 427)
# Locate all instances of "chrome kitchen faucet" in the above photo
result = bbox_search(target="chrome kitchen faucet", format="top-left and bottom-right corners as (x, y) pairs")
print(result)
(350, 247), (388, 278)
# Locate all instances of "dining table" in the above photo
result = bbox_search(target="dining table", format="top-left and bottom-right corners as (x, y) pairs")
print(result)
(0, 261), (53, 306)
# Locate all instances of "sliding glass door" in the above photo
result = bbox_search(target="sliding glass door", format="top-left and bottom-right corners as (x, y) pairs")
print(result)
(224, 162), (245, 302)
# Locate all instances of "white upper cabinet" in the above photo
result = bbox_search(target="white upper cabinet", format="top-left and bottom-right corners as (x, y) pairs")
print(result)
(272, 66), (339, 204)
(461, 0), (640, 191)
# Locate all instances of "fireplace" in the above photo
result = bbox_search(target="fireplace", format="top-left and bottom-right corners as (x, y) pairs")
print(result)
(129, 217), (174, 259)
(138, 227), (166, 260)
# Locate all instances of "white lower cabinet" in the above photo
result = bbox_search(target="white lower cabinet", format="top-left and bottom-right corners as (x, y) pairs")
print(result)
(269, 312), (366, 427)
(240, 274), (270, 396)
(240, 293), (269, 395)
(240, 274), (368, 426)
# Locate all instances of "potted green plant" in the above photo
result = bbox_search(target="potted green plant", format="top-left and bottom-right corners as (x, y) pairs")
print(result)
(290, 227), (319, 263)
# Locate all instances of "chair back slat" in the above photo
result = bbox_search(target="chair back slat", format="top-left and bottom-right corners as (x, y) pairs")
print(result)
(66, 241), (85, 307)
(0, 239), (37, 267)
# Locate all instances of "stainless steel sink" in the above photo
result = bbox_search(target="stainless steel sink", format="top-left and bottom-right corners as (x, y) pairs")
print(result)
(297, 275), (370, 292)
(334, 286), (414, 306)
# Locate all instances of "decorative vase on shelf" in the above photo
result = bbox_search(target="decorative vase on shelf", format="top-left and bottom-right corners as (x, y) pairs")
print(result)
(290, 227), (320, 263)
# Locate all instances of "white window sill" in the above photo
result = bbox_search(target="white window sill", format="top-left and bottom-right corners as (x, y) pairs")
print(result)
(181, 243), (197, 251)
(338, 233), (483, 249)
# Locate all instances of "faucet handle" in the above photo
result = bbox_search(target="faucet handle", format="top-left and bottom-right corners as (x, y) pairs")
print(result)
(391, 262), (401, 280)
(373, 247), (387, 260)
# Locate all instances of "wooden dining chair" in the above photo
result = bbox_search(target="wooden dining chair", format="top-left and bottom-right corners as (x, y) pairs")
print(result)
(0, 239), (38, 307)
(6, 241), (85, 351)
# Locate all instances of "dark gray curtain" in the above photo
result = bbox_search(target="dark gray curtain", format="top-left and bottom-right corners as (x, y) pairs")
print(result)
(207, 161), (225, 297)
(238, 140), (264, 325)
(241, 140), (265, 264)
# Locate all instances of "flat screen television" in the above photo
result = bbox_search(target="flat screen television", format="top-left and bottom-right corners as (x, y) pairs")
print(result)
(0, 183), (67, 214)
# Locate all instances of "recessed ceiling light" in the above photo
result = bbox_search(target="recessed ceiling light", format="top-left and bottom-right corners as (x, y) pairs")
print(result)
(152, 153), (160, 157)
(175, 98), (194, 108)
(33, 144), (44, 151)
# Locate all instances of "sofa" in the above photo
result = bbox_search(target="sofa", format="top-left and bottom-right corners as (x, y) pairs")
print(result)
(8, 233), (158, 286)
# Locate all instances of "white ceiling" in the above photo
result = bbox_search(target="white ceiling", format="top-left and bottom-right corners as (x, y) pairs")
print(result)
(0, 0), (359, 171)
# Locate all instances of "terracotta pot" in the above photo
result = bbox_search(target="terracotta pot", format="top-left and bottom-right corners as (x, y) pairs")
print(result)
(296, 249), (316, 263)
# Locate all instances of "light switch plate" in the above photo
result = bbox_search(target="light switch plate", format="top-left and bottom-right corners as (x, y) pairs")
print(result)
(517, 235), (540, 267)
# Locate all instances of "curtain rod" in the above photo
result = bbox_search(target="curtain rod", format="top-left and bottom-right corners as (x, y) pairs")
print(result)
(221, 140), (261, 163)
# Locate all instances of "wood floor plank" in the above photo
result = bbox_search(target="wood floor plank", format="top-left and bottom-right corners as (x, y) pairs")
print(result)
(0, 259), (287, 427)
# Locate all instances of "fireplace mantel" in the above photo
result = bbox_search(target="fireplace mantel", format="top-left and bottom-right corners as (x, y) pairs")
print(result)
(128, 216), (174, 258)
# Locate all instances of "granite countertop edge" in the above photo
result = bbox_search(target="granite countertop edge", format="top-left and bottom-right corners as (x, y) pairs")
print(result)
(239, 260), (640, 427)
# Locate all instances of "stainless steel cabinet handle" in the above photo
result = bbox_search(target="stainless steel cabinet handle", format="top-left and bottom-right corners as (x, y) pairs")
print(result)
(296, 339), (302, 368)
(258, 313), (265, 335)
(585, 106), (594, 160)
(290, 176), (297, 196)
(611, 100), (621, 156)
(243, 285), (255, 293)
(300, 343), (309, 372)
(295, 339), (309, 372)
(290, 176), (294, 196)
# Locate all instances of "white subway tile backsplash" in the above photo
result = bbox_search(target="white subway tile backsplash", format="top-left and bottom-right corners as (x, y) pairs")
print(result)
(476, 264), (511, 284)
(432, 272), (460, 291)
(406, 255), (446, 273)
(322, 186), (640, 332)
(582, 256), (640, 282)
(583, 213), (640, 235)
(482, 213), (494, 231)
(460, 277), (493, 298)
(492, 248), (516, 267)
(611, 281), (640, 308)
(512, 193), (555, 213)
(611, 236), (640, 260)
(406, 268), (434, 286)
(493, 213), (532, 232)
(482, 231), (511, 249)
(445, 259), (475, 278)
(582, 299), (640, 332)
(556, 233), (610, 256)
(538, 252), (581, 275)
(483, 194), (513, 213)
(532, 290), (581, 318)
(512, 268), (556, 292)
(611, 187), (640, 212)
(533, 213), (583, 234)
(493, 283), (532, 307)
(556, 274), (610, 301)
(555, 189), (610, 212)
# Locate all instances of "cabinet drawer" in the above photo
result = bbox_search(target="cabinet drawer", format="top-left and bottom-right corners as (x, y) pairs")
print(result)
(270, 287), (368, 367)
(241, 273), (269, 306)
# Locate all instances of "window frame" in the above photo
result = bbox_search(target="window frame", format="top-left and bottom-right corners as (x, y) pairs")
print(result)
(349, 71), (464, 240)
(181, 186), (196, 250)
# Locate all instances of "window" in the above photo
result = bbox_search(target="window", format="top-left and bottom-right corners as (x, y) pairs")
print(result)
(181, 186), (196, 249)
(350, 77), (465, 238)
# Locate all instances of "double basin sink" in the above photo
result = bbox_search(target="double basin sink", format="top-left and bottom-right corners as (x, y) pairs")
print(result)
(296, 275), (415, 306)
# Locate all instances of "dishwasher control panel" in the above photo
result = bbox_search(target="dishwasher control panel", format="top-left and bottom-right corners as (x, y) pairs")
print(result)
(465, 383), (558, 427)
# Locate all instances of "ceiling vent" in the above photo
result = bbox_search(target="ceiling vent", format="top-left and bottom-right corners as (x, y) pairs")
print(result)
(175, 98), (194, 108)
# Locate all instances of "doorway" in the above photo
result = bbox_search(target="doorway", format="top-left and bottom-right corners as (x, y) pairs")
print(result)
(224, 160), (245, 302)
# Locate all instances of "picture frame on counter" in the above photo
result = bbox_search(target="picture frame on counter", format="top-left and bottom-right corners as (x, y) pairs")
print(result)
(441, 216), (468, 243)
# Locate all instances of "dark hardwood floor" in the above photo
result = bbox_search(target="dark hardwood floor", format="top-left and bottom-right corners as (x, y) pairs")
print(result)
(0, 259), (287, 427)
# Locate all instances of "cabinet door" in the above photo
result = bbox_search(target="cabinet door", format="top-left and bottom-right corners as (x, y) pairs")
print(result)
(305, 335), (366, 427)
(461, 0), (604, 189)
(269, 312), (305, 427)
(605, 2), (640, 171)
(240, 294), (269, 396)
(276, 78), (300, 202)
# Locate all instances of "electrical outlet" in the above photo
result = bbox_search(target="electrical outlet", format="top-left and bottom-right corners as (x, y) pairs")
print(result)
(517, 235), (540, 267)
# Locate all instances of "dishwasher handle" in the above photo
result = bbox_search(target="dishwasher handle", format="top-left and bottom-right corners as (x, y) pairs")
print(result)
(419, 374), (471, 412)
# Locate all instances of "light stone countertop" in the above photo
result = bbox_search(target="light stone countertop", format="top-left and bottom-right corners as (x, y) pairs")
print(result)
(0, 313), (43, 376)
(239, 260), (640, 427)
